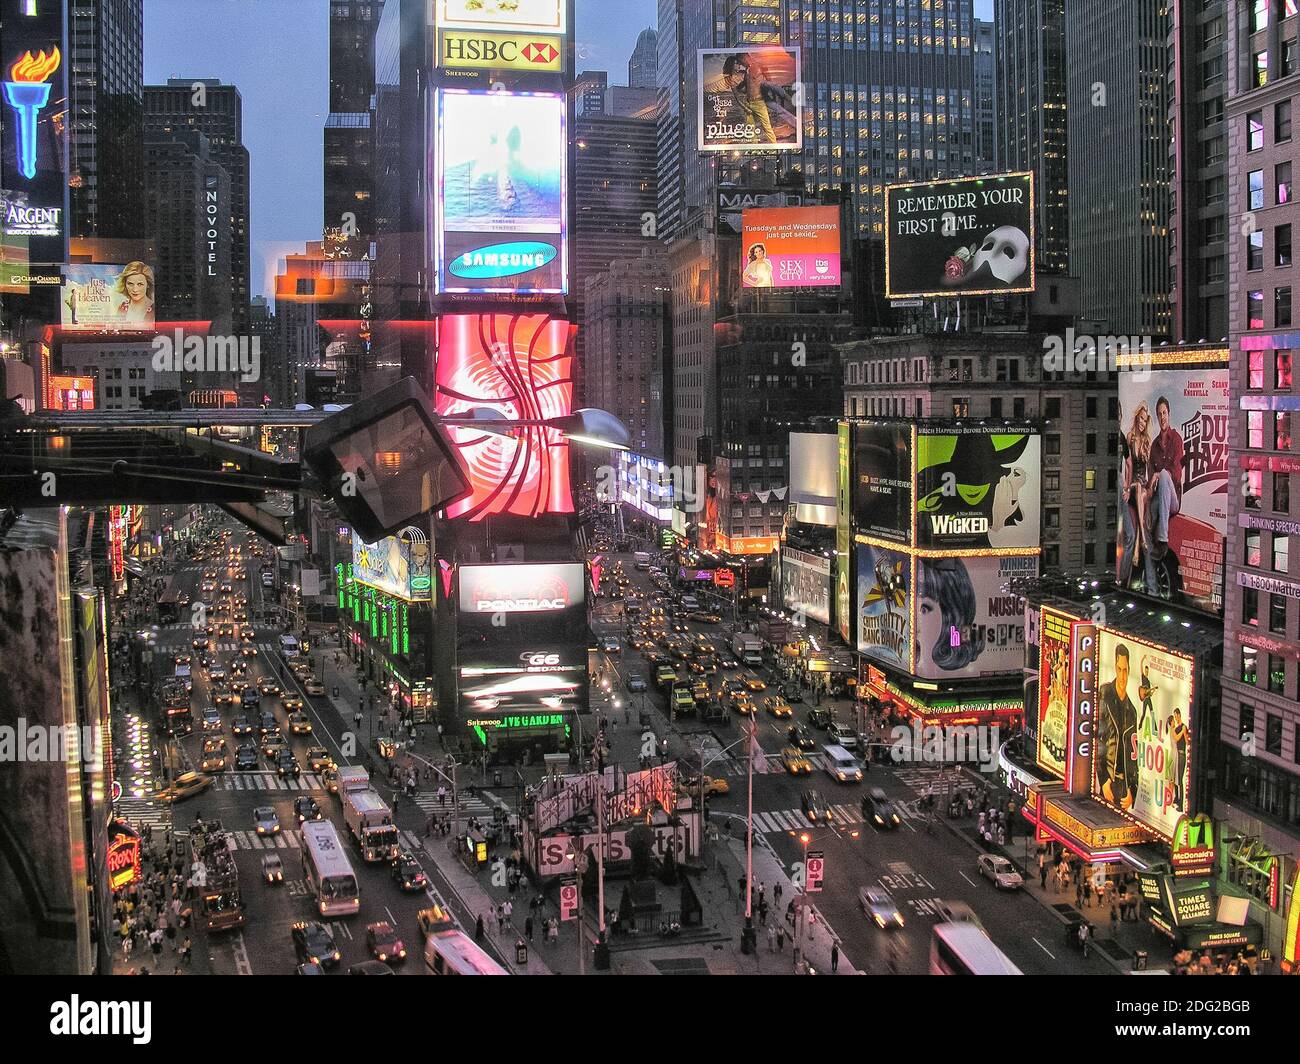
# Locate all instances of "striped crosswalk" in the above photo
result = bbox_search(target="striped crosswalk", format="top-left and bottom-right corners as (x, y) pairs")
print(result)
(215, 771), (327, 792)
(410, 789), (497, 819)
(222, 827), (425, 852)
(115, 796), (173, 833)
(751, 802), (866, 835)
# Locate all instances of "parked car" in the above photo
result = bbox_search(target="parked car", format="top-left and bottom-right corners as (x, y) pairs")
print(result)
(977, 854), (1024, 891)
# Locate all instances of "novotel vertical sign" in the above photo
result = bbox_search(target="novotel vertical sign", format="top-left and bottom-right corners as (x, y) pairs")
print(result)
(1065, 620), (1096, 796)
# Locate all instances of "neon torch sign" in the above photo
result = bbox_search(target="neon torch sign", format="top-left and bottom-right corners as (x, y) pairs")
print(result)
(4, 46), (61, 180)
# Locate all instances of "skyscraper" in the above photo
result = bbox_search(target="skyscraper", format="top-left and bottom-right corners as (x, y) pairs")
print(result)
(1219, 0), (1300, 890)
(576, 70), (609, 116)
(142, 129), (232, 330)
(1168, 0), (1228, 344)
(69, 0), (144, 240)
(1065, 0), (1170, 336)
(995, 0), (1069, 275)
(324, 0), (382, 249)
(143, 80), (251, 331)
(973, 17), (997, 174)
(628, 26), (657, 89)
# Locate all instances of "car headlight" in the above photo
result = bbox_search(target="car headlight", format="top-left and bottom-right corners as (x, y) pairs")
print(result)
(874, 815), (883, 824)
(378, 952), (386, 961)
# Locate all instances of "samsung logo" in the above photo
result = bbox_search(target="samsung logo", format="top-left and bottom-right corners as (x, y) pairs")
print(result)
(450, 241), (557, 279)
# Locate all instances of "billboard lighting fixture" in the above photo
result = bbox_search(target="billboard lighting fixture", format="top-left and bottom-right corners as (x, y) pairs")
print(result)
(444, 406), (630, 451)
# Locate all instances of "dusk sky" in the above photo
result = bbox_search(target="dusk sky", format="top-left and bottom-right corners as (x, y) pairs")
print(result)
(145, 0), (990, 300)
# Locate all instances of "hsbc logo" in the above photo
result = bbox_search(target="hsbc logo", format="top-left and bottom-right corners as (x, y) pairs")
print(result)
(440, 30), (563, 72)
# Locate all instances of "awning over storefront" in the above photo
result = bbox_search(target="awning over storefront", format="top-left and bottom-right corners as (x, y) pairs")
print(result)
(1025, 788), (1160, 866)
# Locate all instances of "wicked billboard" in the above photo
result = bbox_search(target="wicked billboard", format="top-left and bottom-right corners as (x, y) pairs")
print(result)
(916, 430), (1041, 550)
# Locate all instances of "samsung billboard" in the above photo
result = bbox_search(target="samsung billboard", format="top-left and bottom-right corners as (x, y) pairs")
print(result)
(434, 89), (568, 295)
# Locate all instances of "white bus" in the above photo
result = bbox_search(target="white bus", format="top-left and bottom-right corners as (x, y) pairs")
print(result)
(424, 929), (509, 976)
(929, 922), (1022, 975)
(279, 634), (300, 659)
(301, 820), (359, 917)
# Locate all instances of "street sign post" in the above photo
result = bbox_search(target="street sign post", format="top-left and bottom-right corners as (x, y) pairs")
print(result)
(559, 879), (579, 922)
(806, 851), (824, 894)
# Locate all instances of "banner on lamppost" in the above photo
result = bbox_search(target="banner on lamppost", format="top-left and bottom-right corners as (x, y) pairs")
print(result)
(806, 851), (824, 894)
(559, 878), (578, 921)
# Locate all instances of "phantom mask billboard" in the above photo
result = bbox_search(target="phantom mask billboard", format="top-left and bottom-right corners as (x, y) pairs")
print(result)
(884, 173), (1035, 299)
(1116, 367), (1229, 614)
(698, 46), (802, 152)
(857, 544), (911, 669)
(1094, 631), (1194, 841)
(435, 89), (567, 295)
(740, 206), (840, 289)
(434, 313), (575, 521)
(916, 431), (1041, 550)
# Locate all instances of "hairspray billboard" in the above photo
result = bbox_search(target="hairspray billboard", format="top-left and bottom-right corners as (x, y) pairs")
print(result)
(916, 430), (1041, 550)
(1093, 630), (1194, 841)
(856, 544), (911, 669)
(434, 313), (575, 521)
(914, 555), (1034, 681)
(1116, 367), (1229, 614)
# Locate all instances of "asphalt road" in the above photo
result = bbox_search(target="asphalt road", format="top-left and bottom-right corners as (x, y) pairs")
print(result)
(147, 526), (486, 975)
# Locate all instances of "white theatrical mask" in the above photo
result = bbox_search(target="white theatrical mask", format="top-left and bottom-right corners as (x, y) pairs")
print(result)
(969, 226), (1029, 285)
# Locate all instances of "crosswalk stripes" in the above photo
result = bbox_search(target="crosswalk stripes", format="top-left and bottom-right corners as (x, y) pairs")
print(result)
(223, 827), (425, 852)
(115, 797), (173, 833)
(410, 790), (496, 818)
(215, 771), (326, 792)
(752, 803), (866, 835)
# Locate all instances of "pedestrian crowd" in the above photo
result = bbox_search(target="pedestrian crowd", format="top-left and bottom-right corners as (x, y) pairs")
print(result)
(114, 825), (195, 976)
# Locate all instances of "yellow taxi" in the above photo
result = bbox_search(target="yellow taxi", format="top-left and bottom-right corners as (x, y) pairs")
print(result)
(780, 747), (812, 775)
(763, 696), (793, 719)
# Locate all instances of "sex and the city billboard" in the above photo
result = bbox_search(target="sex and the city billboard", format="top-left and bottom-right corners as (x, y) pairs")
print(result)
(433, 313), (575, 521)
(915, 428), (1041, 550)
(740, 206), (840, 289)
(433, 89), (568, 295)
(1116, 365), (1229, 614)
(884, 172), (1035, 299)
(697, 46), (802, 152)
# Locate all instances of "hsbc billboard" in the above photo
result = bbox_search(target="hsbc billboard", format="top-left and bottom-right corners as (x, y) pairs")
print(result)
(457, 562), (585, 615)
(438, 29), (563, 73)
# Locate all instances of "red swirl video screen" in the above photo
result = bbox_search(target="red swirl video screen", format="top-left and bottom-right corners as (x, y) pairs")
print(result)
(434, 313), (575, 521)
